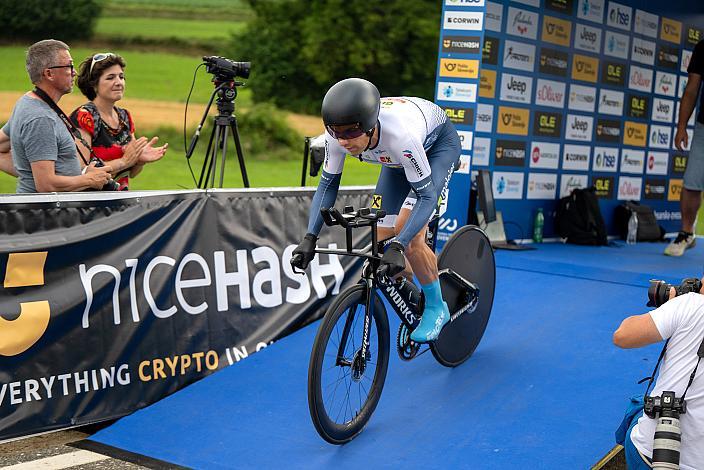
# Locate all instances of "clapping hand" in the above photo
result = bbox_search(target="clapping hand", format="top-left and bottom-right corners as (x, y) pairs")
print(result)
(139, 137), (168, 163)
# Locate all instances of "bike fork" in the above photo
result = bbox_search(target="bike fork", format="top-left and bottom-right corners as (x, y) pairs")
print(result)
(335, 280), (374, 367)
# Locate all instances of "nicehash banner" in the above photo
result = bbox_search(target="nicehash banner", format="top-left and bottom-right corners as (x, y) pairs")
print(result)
(0, 188), (371, 441)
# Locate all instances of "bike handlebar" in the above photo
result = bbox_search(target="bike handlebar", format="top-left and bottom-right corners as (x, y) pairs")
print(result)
(321, 206), (386, 229)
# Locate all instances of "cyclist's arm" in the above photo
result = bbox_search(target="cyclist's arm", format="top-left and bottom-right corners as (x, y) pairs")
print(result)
(306, 135), (346, 236)
(395, 138), (434, 247)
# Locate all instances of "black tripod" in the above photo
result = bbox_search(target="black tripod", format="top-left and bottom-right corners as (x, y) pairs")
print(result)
(186, 81), (249, 188)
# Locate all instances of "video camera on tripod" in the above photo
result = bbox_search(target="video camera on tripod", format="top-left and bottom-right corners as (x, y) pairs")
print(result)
(185, 56), (252, 188)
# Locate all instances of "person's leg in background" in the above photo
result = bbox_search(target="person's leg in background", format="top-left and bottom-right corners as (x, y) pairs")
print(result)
(665, 122), (704, 256)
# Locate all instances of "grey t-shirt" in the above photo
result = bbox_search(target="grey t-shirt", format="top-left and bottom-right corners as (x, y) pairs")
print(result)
(1, 95), (80, 193)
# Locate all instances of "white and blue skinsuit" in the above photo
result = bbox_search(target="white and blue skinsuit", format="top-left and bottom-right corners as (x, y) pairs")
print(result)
(306, 96), (462, 247)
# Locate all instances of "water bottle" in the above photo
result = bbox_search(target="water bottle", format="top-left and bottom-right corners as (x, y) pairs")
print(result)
(627, 211), (638, 245)
(532, 208), (544, 243)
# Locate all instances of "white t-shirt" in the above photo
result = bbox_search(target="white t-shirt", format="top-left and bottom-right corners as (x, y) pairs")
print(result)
(631, 293), (704, 469)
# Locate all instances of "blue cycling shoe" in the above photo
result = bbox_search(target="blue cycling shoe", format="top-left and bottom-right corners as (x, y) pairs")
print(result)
(410, 301), (450, 343)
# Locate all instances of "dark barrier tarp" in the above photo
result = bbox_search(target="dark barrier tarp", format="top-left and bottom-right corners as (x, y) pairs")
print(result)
(0, 188), (372, 441)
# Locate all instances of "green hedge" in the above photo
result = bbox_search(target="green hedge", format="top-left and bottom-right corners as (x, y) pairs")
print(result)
(0, 0), (102, 42)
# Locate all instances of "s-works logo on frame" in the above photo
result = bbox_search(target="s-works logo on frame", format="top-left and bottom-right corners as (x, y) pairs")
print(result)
(0, 252), (50, 356)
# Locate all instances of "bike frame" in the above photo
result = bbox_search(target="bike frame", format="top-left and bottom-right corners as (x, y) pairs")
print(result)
(310, 207), (480, 368)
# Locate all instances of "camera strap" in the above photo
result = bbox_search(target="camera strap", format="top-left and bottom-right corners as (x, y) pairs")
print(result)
(641, 335), (704, 401)
(32, 87), (96, 165)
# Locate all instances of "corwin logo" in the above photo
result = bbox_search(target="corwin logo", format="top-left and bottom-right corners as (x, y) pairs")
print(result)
(0, 252), (50, 356)
(532, 146), (541, 163)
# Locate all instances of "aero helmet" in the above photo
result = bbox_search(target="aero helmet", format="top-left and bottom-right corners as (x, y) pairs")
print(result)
(321, 78), (380, 137)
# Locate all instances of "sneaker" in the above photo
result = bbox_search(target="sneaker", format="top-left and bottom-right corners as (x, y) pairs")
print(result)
(411, 301), (450, 343)
(664, 231), (696, 257)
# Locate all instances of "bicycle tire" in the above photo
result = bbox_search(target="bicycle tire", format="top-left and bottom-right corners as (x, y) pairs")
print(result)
(307, 284), (390, 444)
(431, 225), (496, 367)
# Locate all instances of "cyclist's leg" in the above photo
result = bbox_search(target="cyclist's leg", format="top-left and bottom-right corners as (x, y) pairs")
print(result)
(372, 166), (413, 279)
(403, 121), (461, 342)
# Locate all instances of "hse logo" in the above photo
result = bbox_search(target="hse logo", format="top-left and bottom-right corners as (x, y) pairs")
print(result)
(0, 252), (50, 356)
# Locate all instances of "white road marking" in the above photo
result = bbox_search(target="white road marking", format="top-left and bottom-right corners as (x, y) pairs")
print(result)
(2, 449), (109, 469)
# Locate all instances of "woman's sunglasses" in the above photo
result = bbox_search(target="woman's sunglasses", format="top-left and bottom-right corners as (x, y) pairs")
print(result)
(89, 52), (116, 76)
(325, 124), (367, 140)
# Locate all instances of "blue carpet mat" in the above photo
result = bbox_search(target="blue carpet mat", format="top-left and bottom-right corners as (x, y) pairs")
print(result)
(87, 241), (703, 469)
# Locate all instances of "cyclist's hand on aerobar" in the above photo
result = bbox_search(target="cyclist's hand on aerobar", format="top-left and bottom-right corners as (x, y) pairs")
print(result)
(291, 233), (318, 270)
(377, 241), (406, 278)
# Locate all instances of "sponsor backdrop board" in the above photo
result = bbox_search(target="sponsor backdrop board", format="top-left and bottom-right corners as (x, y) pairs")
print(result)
(435, 0), (488, 247)
(435, 0), (704, 239)
(0, 189), (370, 441)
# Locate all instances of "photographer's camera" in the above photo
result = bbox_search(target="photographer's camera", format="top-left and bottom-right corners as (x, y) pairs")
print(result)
(647, 278), (703, 308)
(644, 391), (686, 468)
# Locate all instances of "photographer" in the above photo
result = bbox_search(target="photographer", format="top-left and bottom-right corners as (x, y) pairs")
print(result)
(613, 281), (704, 469)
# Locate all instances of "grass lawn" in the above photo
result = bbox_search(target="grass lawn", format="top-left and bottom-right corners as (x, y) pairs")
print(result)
(0, 46), (250, 105)
(95, 17), (246, 41)
(0, 155), (380, 193)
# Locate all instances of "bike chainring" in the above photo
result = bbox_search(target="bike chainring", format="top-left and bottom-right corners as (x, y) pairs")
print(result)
(396, 323), (420, 361)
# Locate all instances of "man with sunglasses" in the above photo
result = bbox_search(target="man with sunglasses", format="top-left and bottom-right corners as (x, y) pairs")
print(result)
(292, 78), (461, 343)
(0, 39), (112, 193)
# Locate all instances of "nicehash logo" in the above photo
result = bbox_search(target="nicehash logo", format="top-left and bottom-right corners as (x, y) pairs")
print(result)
(0, 252), (49, 356)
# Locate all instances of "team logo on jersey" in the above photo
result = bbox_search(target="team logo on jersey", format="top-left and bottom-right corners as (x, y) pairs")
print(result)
(371, 195), (382, 209)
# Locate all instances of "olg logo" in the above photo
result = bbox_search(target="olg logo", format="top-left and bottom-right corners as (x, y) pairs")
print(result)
(0, 252), (49, 356)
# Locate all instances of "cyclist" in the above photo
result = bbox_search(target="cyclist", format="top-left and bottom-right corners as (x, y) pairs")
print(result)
(292, 78), (462, 343)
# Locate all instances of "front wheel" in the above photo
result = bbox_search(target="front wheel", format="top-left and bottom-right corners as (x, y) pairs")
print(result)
(307, 284), (390, 444)
(431, 225), (496, 367)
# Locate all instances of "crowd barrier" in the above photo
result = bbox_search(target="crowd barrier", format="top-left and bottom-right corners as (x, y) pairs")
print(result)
(0, 187), (372, 441)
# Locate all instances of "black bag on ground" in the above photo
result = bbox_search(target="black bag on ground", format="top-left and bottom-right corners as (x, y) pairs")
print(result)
(614, 201), (665, 241)
(554, 187), (608, 245)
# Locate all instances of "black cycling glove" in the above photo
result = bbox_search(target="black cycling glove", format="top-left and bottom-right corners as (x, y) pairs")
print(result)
(377, 240), (406, 278)
(291, 233), (318, 270)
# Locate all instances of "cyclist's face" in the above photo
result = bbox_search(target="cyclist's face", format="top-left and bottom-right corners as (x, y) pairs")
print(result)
(331, 124), (370, 155)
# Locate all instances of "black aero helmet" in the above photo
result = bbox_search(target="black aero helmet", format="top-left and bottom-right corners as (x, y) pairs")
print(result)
(322, 78), (380, 136)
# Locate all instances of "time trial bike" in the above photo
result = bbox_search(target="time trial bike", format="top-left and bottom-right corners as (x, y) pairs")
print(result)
(293, 205), (495, 444)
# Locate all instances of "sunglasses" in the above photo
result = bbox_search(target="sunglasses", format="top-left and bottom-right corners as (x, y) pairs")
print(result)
(89, 52), (115, 76)
(48, 63), (74, 72)
(325, 124), (367, 140)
